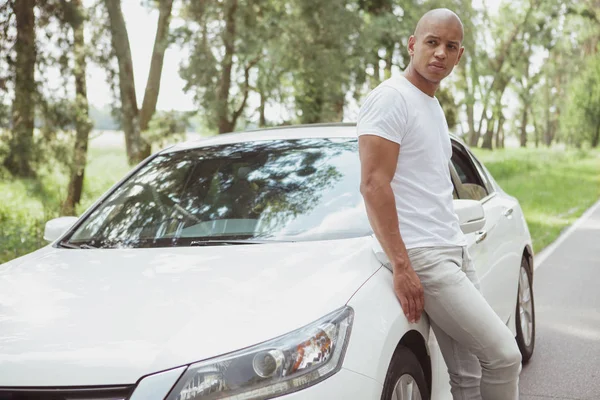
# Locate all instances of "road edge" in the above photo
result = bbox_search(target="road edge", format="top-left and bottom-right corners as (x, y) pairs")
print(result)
(534, 198), (600, 270)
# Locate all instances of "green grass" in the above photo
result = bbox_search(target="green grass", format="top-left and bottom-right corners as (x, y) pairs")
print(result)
(1, 145), (599, 263)
(472, 147), (600, 254)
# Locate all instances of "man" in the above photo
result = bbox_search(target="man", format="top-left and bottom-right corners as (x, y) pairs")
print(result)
(357, 8), (522, 400)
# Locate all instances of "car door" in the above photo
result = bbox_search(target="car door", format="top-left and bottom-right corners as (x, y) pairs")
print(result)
(465, 148), (522, 324)
(450, 141), (517, 324)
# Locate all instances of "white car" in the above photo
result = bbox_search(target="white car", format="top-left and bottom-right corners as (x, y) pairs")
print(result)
(0, 124), (535, 400)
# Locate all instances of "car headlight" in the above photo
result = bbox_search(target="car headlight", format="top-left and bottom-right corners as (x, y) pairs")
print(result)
(165, 306), (353, 400)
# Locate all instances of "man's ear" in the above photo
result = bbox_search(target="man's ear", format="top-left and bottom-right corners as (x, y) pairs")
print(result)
(408, 35), (416, 57)
(456, 46), (465, 65)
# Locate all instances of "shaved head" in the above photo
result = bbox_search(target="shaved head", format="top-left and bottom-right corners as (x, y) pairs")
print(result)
(414, 8), (464, 42)
(404, 8), (465, 96)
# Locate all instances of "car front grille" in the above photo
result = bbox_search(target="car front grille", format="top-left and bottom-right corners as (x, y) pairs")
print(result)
(0, 386), (134, 400)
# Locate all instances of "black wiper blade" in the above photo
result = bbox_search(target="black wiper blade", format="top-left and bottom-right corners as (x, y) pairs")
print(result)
(190, 239), (289, 246)
(57, 241), (81, 249)
(57, 241), (98, 249)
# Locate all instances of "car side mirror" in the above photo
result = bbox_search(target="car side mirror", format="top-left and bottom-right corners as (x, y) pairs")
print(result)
(44, 216), (79, 243)
(453, 199), (486, 234)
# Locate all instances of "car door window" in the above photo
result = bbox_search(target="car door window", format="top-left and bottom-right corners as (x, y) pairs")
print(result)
(466, 149), (495, 195)
(450, 142), (489, 201)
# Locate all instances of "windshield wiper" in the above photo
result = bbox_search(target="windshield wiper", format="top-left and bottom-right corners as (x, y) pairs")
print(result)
(57, 241), (98, 249)
(190, 239), (290, 246)
(57, 241), (81, 249)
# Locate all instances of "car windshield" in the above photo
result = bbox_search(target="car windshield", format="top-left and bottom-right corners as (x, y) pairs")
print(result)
(63, 138), (370, 248)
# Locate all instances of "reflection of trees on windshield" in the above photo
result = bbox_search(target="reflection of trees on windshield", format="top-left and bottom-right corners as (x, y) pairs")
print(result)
(73, 158), (194, 245)
(190, 140), (347, 234)
(68, 139), (360, 247)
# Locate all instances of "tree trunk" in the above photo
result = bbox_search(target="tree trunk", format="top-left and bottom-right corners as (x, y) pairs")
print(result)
(516, 101), (526, 146)
(105, 0), (149, 164)
(481, 116), (495, 149)
(460, 61), (478, 147)
(217, 0), (238, 134)
(544, 80), (552, 147)
(258, 91), (266, 127)
(139, 0), (174, 132)
(466, 102), (477, 146)
(333, 93), (344, 122)
(299, 90), (323, 124)
(495, 114), (505, 149)
(63, 0), (92, 216)
(532, 111), (540, 148)
(376, 54), (384, 84)
(4, 0), (36, 177)
(384, 45), (393, 80)
(592, 123), (600, 148)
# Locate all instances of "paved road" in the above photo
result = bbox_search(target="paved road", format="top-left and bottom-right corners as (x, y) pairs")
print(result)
(519, 200), (600, 400)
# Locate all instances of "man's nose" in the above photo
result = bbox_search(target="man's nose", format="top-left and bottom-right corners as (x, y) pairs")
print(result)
(434, 46), (447, 59)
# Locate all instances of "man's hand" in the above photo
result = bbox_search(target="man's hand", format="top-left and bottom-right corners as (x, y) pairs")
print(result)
(393, 265), (424, 323)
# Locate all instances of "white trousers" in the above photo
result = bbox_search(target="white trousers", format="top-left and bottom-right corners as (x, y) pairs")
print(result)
(407, 246), (522, 400)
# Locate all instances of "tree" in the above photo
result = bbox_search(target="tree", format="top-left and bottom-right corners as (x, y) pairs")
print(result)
(3, 0), (36, 177)
(0, 1), (14, 130)
(563, 53), (600, 148)
(179, 0), (278, 133)
(450, 0), (483, 145)
(254, 59), (284, 127)
(104, 0), (174, 164)
(355, 0), (413, 88)
(140, 0), (174, 132)
(509, 0), (569, 148)
(466, 0), (542, 148)
(437, 88), (459, 130)
(62, 0), (93, 215)
(283, 0), (361, 123)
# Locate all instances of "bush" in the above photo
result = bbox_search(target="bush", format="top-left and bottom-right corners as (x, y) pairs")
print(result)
(0, 145), (129, 263)
(0, 177), (62, 263)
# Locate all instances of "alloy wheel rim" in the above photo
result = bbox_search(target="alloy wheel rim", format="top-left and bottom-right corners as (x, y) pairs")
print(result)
(392, 374), (422, 400)
(518, 266), (534, 347)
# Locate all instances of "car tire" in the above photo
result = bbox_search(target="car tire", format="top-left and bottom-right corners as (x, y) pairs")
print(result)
(515, 256), (535, 363)
(381, 345), (429, 400)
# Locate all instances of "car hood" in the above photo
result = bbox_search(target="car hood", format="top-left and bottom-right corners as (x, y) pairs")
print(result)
(0, 237), (380, 386)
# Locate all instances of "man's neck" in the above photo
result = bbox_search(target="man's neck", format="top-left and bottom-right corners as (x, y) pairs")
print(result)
(403, 64), (439, 97)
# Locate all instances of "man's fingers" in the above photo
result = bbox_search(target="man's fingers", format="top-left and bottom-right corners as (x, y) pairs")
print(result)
(415, 292), (424, 322)
(399, 296), (409, 318)
(407, 297), (416, 323)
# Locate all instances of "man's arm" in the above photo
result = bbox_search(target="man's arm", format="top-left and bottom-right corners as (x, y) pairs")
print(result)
(358, 135), (424, 323)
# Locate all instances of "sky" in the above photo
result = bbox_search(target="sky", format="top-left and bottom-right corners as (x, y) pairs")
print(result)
(85, 0), (503, 113)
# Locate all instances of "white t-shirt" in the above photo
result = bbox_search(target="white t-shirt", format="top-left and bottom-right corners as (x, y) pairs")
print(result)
(357, 76), (466, 249)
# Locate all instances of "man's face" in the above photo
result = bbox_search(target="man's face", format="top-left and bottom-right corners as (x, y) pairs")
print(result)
(408, 19), (464, 83)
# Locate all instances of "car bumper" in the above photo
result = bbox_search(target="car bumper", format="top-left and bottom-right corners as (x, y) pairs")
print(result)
(278, 368), (383, 399)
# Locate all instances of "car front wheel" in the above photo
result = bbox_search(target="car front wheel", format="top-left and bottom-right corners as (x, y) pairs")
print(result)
(515, 256), (535, 363)
(381, 346), (429, 400)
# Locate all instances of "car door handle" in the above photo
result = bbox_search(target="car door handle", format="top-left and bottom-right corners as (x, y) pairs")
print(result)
(503, 208), (514, 218)
(475, 230), (487, 244)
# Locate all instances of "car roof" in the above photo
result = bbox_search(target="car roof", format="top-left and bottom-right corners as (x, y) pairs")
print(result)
(162, 123), (465, 154)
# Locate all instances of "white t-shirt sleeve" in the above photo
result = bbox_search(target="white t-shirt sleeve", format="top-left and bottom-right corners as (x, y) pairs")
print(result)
(356, 86), (409, 145)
